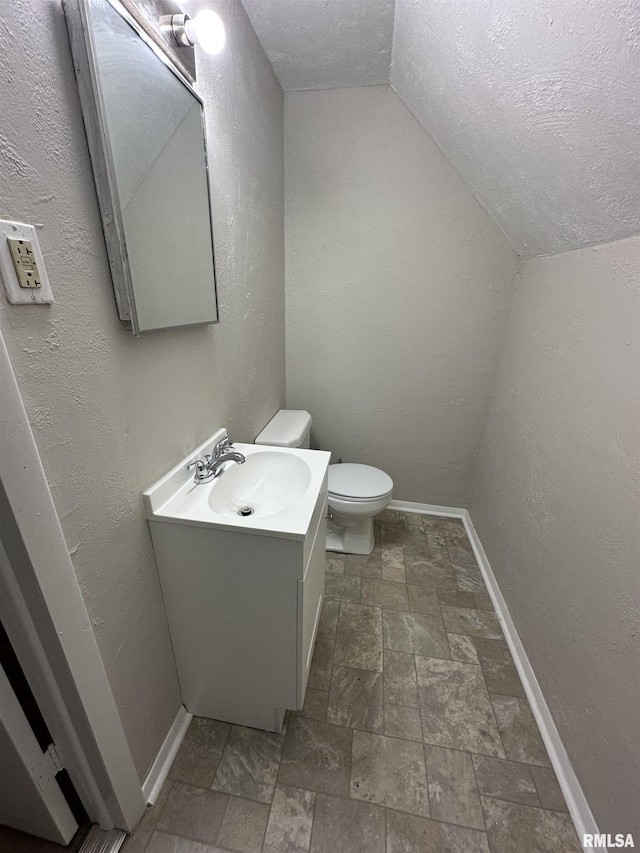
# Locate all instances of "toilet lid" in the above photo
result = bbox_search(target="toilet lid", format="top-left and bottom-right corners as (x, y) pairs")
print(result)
(328, 464), (393, 500)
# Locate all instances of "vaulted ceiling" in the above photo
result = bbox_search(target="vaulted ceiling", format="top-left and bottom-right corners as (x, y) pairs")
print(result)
(239, 0), (640, 257)
(239, 0), (395, 91)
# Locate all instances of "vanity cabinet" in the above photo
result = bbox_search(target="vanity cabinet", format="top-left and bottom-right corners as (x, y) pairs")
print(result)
(148, 472), (328, 732)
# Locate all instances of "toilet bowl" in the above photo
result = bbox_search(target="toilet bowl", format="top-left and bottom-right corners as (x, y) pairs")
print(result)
(255, 410), (393, 555)
(326, 463), (393, 555)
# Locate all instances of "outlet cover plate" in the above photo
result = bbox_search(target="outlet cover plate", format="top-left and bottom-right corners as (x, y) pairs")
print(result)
(0, 220), (54, 304)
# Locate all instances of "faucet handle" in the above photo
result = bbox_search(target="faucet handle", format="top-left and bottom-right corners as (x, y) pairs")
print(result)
(214, 436), (233, 456)
(187, 458), (206, 474)
(187, 457), (216, 483)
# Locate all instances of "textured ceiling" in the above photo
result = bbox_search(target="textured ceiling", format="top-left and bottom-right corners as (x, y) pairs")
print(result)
(239, 0), (395, 91)
(238, 0), (639, 256)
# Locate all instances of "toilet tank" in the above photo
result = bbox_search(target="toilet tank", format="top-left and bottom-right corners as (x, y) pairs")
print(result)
(255, 410), (312, 448)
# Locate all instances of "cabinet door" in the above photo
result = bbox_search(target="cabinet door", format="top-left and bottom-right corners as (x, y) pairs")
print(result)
(296, 504), (327, 708)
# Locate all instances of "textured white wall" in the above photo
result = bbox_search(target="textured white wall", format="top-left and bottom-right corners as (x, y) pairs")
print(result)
(285, 86), (520, 505)
(391, 0), (640, 256)
(469, 236), (640, 836)
(240, 0), (395, 91)
(0, 0), (284, 779)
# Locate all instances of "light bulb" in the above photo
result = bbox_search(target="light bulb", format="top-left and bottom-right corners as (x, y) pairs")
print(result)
(184, 9), (226, 55)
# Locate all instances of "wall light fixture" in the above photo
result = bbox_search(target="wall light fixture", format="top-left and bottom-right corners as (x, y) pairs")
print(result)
(160, 10), (226, 56)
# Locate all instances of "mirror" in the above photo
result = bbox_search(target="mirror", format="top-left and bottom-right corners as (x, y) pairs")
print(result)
(64, 0), (219, 334)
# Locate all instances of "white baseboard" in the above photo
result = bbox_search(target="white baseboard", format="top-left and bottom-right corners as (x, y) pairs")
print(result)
(388, 499), (465, 518)
(460, 509), (598, 849)
(142, 706), (192, 805)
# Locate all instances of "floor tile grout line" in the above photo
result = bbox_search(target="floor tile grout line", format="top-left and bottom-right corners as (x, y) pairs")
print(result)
(384, 644), (451, 662)
(347, 712), (355, 800)
(383, 801), (387, 852)
(304, 789), (319, 853)
(486, 690), (553, 768)
(208, 723), (232, 793)
(331, 583), (495, 615)
(422, 737), (433, 820)
(383, 792), (569, 834)
(529, 763), (551, 811)
(327, 718), (427, 745)
(467, 750), (558, 774)
(412, 652), (425, 751)
(381, 802), (493, 836)
(154, 792), (232, 849)
(254, 792), (272, 853)
(479, 793), (577, 816)
(470, 743), (491, 835)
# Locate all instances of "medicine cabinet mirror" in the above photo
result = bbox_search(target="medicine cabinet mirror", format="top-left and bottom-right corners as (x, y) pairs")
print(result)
(64, 0), (219, 334)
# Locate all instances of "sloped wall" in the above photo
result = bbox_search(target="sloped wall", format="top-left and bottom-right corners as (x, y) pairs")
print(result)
(469, 236), (640, 835)
(285, 85), (520, 505)
(391, 0), (640, 256)
(0, 0), (284, 779)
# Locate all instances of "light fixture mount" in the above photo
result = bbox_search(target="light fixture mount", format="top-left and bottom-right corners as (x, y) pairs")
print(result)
(159, 10), (226, 55)
(159, 13), (191, 49)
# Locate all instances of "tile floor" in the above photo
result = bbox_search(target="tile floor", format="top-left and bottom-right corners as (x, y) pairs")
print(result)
(122, 510), (582, 853)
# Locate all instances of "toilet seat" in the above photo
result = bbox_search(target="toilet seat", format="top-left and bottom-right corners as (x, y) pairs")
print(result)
(329, 489), (393, 504)
(328, 464), (393, 501)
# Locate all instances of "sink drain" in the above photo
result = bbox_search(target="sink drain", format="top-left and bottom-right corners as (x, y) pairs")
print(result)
(238, 506), (254, 517)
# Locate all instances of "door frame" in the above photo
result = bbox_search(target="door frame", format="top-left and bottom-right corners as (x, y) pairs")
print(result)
(0, 655), (78, 844)
(0, 328), (145, 832)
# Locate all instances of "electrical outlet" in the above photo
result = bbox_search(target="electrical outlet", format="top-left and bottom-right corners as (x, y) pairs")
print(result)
(0, 220), (53, 304)
(8, 238), (42, 288)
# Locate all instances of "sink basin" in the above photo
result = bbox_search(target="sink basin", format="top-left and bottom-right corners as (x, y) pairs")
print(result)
(143, 429), (331, 539)
(208, 451), (312, 519)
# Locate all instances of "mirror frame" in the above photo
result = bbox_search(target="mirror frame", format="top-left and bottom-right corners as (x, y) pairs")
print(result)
(63, 0), (219, 335)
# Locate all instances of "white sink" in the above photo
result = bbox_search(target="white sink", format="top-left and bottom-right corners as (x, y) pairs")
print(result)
(143, 428), (331, 732)
(143, 429), (330, 539)
(208, 451), (312, 519)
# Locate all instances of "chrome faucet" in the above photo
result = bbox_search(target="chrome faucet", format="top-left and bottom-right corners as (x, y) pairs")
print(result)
(186, 436), (246, 483)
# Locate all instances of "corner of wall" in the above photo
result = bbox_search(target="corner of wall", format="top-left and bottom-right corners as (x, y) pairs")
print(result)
(388, 79), (521, 259)
(466, 260), (523, 510)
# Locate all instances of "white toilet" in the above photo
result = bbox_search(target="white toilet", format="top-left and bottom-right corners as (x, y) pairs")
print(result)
(255, 410), (393, 555)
